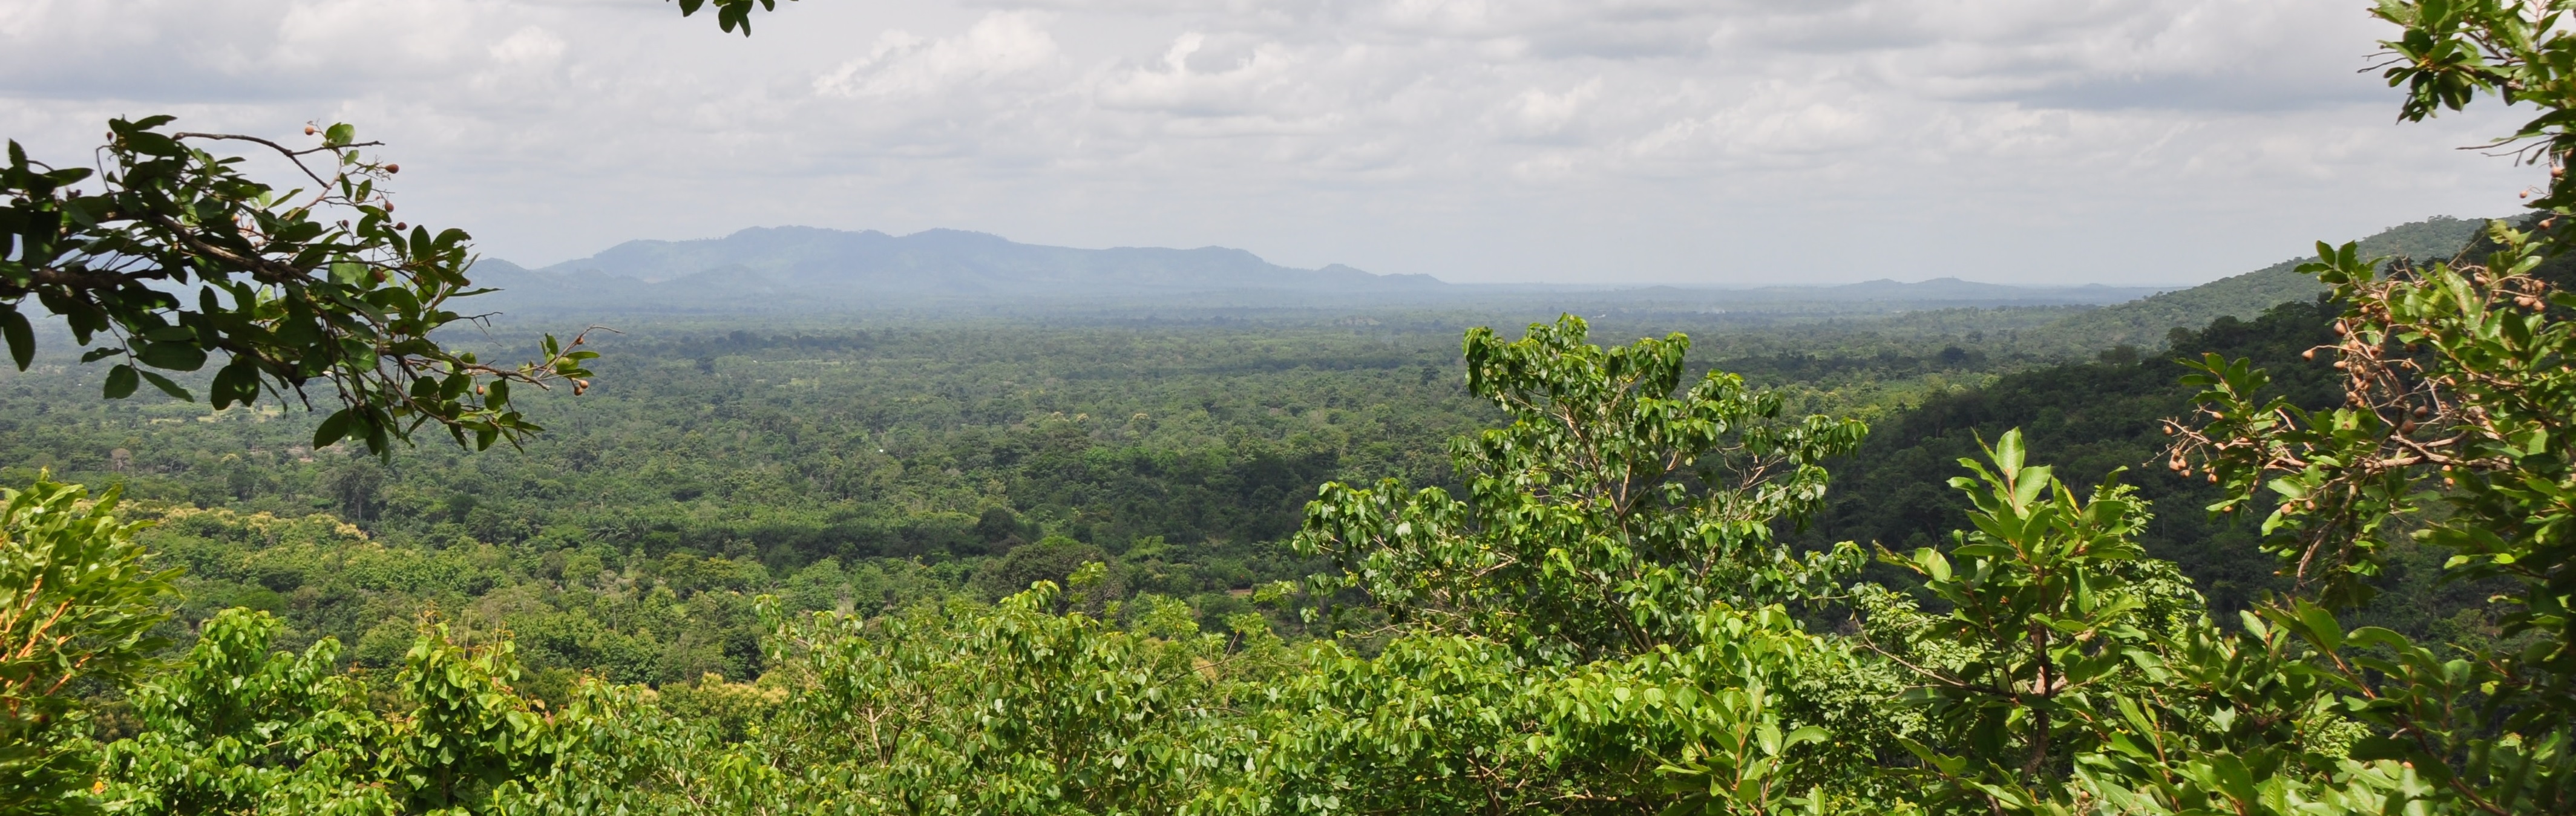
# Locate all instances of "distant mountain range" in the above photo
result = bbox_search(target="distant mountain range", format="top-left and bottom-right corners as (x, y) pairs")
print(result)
(468, 227), (1439, 313)
(465, 226), (2166, 315)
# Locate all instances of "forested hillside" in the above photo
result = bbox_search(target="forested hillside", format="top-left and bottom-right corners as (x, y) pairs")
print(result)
(1794, 301), (2337, 613)
(2017, 217), (2486, 350)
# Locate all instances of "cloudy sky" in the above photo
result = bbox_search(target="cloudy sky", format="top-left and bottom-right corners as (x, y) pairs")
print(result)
(0, 0), (2540, 285)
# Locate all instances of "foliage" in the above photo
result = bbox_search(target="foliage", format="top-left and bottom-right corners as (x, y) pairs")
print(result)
(2100, 4), (2576, 809)
(0, 118), (595, 454)
(100, 609), (577, 816)
(0, 477), (173, 816)
(1876, 432), (2163, 791)
(1295, 315), (1868, 662)
(670, 0), (796, 35)
(754, 583), (1275, 815)
(2172, 223), (2576, 813)
(1798, 298), (2346, 617)
(100, 609), (392, 815)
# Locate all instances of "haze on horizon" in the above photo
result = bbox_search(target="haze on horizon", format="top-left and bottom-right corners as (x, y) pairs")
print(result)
(0, 0), (2537, 287)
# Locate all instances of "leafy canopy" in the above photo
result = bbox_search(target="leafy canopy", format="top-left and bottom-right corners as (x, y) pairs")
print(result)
(0, 119), (597, 454)
(1295, 315), (1867, 662)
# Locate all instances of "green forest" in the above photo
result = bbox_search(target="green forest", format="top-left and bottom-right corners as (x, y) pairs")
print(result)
(0, 313), (2039, 691)
(7, 1), (2576, 815)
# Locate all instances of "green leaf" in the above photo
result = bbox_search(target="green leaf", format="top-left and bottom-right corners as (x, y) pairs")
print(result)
(134, 341), (208, 371)
(135, 369), (193, 401)
(0, 307), (30, 370)
(2293, 600), (2344, 653)
(1992, 428), (2025, 473)
(313, 408), (355, 448)
(103, 364), (138, 398)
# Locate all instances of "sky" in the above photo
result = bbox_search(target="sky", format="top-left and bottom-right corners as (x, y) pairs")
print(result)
(0, 0), (2543, 286)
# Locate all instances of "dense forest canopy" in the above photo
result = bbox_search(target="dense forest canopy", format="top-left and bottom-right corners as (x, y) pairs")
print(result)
(0, 312), (2040, 688)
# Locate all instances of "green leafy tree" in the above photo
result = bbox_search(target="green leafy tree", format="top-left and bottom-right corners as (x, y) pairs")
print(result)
(100, 609), (394, 815)
(2136, 3), (2576, 809)
(388, 621), (563, 814)
(0, 477), (174, 816)
(100, 613), (573, 816)
(0, 119), (597, 454)
(1850, 432), (2428, 815)
(2172, 226), (2576, 814)
(1875, 432), (2165, 791)
(753, 582), (1274, 815)
(1295, 315), (1868, 662)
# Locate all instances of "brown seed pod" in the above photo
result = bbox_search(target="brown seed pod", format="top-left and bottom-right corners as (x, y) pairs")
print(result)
(385, 163), (400, 174)
(304, 124), (317, 135)
(2302, 349), (2316, 360)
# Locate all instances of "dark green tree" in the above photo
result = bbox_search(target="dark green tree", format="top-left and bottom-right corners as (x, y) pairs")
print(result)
(0, 120), (597, 454)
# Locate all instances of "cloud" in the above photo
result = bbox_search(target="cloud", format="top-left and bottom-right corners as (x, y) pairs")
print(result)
(815, 11), (1061, 98)
(1501, 77), (1600, 139)
(490, 26), (568, 65)
(0, 0), (2532, 286)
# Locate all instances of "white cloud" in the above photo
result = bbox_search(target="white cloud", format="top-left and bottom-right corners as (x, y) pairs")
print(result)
(1502, 77), (1599, 138)
(815, 11), (1060, 98)
(490, 26), (567, 65)
(0, 0), (2535, 286)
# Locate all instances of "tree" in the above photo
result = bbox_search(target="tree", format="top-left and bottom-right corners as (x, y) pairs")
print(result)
(2112, 5), (2576, 812)
(1295, 315), (1868, 662)
(1, 119), (597, 454)
(0, 477), (174, 816)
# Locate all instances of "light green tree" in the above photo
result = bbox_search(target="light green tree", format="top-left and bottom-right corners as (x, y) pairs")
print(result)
(1295, 315), (1868, 663)
(0, 478), (174, 816)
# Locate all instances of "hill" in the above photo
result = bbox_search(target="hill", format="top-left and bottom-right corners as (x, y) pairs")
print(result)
(467, 227), (2164, 318)
(2022, 216), (2490, 349)
(1794, 298), (2492, 634)
(467, 226), (1441, 313)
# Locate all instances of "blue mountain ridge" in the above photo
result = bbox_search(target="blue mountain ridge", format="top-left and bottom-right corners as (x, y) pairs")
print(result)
(463, 226), (2168, 315)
